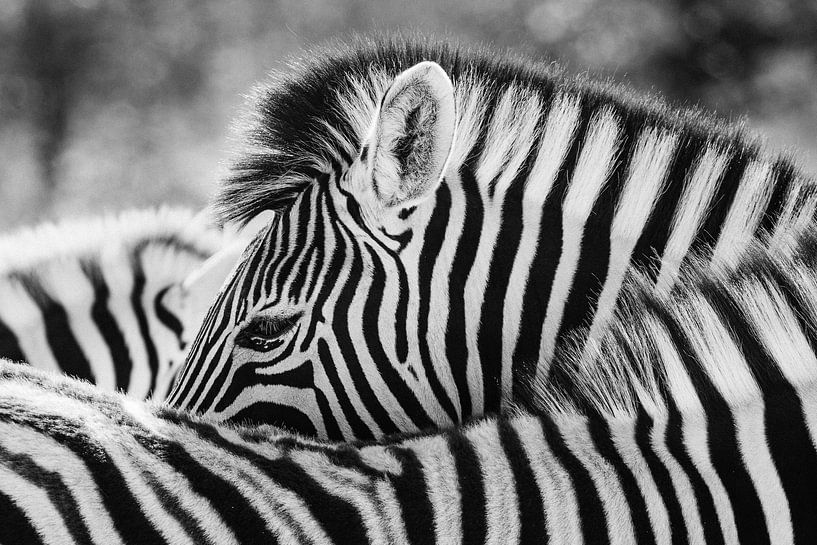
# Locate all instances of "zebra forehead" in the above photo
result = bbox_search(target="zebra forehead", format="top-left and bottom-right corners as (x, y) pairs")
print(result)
(219, 33), (761, 226)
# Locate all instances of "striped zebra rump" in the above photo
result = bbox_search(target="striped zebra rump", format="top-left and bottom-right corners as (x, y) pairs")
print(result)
(0, 207), (231, 401)
(166, 35), (817, 440)
(4, 223), (817, 544)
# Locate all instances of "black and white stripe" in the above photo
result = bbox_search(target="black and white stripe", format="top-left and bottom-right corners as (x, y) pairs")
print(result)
(6, 222), (817, 543)
(168, 36), (817, 439)
(0, 208), (228, 401)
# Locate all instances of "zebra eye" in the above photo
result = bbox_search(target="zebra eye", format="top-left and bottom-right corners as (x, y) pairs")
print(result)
(235, 313), (301, 352)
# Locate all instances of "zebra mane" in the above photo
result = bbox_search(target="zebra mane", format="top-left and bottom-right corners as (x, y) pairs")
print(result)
(528, 226), (817, 421)
(0, 207), (224, 277)
(222, 33), (787, 225)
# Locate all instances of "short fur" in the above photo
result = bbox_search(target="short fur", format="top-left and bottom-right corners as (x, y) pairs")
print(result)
(0, 207), (231, 399)
(5, 222), (817, 542)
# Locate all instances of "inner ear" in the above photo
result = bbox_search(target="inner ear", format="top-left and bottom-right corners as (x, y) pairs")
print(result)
(365, 61), (456, 209)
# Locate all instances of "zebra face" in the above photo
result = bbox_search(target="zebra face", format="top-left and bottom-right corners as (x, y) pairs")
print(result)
(168, 62), (458, 439)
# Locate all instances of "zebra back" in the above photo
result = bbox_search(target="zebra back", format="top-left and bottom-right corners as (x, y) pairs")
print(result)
(0, 207), (231, 400)
(4, 221), (817, 543)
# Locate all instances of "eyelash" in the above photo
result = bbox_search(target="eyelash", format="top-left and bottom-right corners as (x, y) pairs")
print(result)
(235, 313), (301, 352)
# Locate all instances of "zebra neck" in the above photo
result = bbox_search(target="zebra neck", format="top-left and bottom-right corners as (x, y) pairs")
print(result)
(408, 89), (815, 422)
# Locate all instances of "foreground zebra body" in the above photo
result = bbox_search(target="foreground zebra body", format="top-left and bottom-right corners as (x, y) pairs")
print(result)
(0, 208), (231, 400)
(6, 226), (817, 543)
(169, 36), (817, 438)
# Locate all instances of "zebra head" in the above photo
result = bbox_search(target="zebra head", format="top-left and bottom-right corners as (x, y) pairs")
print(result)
(167, 61), (462, 439)
(167, 38), (812, 440)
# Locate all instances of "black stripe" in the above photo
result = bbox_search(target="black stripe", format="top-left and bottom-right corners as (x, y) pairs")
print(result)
(644, 296), (770, 545)
(448, 428), (487, 544)
(664, 397), (726, 545)
(694, 148), (748, 254)
(704, 277), (817, 543)
(160, 414), (369, 544)
(363, 247), (436, 430)
(416, 182), (460, 423)
(336, 177), (412, 364)
(588, 418), (658, 545)
(128, 254), (160, 396)
(82, 260), (133, 391)
(445, 161), (484, 418)
(289, 188), (319, 302)
(556, 108), (639, 352)
(0, 444), (95, 545)
(757, 158), (794, 235)
(478, 129), (538, 412)
(303, 187), (327, 302)
(0, 409), (169, 545)
(15, 273), (93, 383)
(0, 315), (26, 363)
(140, 470), (214, 545)
(632, 134), (706, 281)
(145, 437), (280, 544)
(542, 415), (611, 545)
(317, 338), (372, 439)
(0, 489), (44, 545)
(263, 203), (292, 303)
(272, 188), (314, 305)
(634, 410), (689, 545)
(512, 104), (591, 393)
(328, 229), (397, 436)
(498, 419), (548, 544)
(389, 446), (437, 544)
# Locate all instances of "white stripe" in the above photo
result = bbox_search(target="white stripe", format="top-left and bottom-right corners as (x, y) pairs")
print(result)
(655, 146), (728, 293)
(537, 108), (621, 376)
(44, 261), (117, 390)
(476, 88), (540, 190)
(513, 416), (583, 545)
(0, 423), (127, 545)
(0, 279), (60, 373)
(100, 247), (151, 398)
(678, 296), (793, 545)
(587, 129), (677, 345)
(406, 434), (462, 545)
(0, 465), (76, 544)
(648, 415), (707, 544)
(422, 169), (467, 418)
(294, 449), (391, 544)
(466, 422), (521, 545)
(735, 276), (817, 449)
(652, 318), (740, 543)
(770, 173), (817, 245)
(556, 416), (637, 545)
(712, 159), (773, 266)
(608, 418), (673, 545)
(501, 93), (581, 403)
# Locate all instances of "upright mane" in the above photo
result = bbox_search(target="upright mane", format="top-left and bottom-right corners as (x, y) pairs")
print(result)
(528, 226), (817, 420)
(222, 34), (769, 225)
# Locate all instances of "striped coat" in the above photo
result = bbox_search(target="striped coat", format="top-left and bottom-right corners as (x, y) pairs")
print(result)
(4, 222), (817, 543)
(168, 36), (817, 439)
(0, 208), (230, 401)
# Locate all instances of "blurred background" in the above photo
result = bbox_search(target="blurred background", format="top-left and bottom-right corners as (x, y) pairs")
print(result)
(0, 0), (815, 229)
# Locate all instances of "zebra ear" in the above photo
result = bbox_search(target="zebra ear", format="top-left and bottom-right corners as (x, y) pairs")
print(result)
(363, 61), (455, 208)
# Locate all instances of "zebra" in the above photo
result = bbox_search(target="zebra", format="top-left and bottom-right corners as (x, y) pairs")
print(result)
(0, 207), (244, 401)
(4, 223), (817, 544)
(166, 36), (817, 439)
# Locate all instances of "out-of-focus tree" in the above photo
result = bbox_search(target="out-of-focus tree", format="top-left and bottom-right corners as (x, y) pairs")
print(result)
(0, 0), (815, 228)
